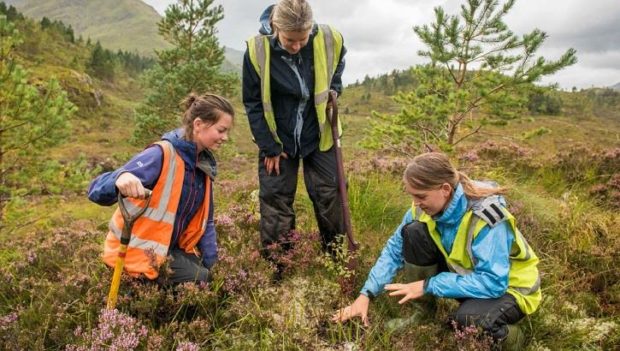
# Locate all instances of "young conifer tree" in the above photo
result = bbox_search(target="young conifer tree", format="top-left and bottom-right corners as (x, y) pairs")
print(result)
(132, 0), (237, 144)
(0, 16), (75, 215)
(365, 0), (577, 152)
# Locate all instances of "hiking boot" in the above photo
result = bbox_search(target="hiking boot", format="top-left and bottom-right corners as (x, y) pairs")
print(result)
(384, 300), (436, 332)
(500, 324), (525, 351)
(384, 263), (438, 332)
(404, 262), (438, 283)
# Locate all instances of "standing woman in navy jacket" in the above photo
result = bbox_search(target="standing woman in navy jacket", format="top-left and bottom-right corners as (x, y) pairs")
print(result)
(242, 0), (347, 264)
(88, 93), (234, 284)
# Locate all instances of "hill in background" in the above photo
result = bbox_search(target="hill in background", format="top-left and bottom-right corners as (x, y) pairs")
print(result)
(612, 82), (620, 91)
(222, 46), (243, 73)
(5, 0), (168, 56)
(5, 0), (240, 73)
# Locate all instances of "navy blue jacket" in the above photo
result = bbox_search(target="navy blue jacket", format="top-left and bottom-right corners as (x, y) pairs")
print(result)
(87, 129), (218, 268)
(242, 6), (346, 158)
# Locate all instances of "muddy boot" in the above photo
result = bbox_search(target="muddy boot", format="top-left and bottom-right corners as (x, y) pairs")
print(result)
(500, 324), (525, 351)
(403, 262), (438, 283)
(385, 263), (438, 332)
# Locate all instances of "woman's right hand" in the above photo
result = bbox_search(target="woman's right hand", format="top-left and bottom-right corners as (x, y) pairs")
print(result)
(115, 172), (147, 199)
(264, 152), (288, 176)
(331, 294), (370, 326)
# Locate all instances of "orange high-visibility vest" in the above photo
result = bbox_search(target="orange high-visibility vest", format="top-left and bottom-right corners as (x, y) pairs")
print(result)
(102, 140), (212, 279)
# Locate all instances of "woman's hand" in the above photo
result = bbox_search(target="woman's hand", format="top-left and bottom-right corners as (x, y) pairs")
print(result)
(115, 172), (147, 199)
(331, 294), (370, 326)
(264, 152), (288, 176)
(385, 280), (425, 304)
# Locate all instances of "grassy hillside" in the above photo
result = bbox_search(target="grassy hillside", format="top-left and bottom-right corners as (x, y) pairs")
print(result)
(1, 6), (619, 350)
(5, 0), (169, 56)
(5, 0), (241, 74)
(221, 46), (244, 74)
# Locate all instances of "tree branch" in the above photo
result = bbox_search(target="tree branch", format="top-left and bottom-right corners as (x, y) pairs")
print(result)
(453, 124), (482, 145)
(0, 120), (29, 134)
(413, 122), (442, 141)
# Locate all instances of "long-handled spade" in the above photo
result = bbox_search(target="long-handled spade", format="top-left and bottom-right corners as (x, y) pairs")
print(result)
(106, 190), (151, 310)
(328, 91), (359, 287)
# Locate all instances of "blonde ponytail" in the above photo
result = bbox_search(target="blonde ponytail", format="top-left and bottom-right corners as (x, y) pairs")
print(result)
(404, 153), (507, 199)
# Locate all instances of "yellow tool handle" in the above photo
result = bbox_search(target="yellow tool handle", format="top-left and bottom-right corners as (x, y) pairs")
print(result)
(106, 244), (128, 309)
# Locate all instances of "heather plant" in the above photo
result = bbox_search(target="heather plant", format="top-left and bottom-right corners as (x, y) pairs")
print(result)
(544, 146), (620, 208)
(0, 225), (108, 349)
(212, 245), (273, 296)
(321, 238), (358, 297)
(457, 140), (539, 175)
(0, 311), (19, 349)
(66, 308), (149, 351)
(450, 321), (493, 351)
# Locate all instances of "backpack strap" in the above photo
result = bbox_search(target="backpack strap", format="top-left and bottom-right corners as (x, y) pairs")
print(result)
(470, 196), (507, 227)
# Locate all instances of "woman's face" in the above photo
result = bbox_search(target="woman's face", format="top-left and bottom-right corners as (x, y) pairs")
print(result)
(277, 30), (311, 54)
(404, 180), (452, 217)
(192, 112), (233, 152)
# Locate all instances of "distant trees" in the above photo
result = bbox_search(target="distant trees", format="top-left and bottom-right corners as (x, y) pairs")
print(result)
(365, 0), (577, 152)
(0, 2), (24, 22)
(527, 88), (562, 115)
(132, 0), (237, 144)
(88, 41), (115, 81)
(0, 16), (76, 215)
(86, 41), (155, 81)
(40, 16), (74, 42)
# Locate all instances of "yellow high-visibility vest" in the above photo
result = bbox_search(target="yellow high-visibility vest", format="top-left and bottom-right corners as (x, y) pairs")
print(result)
(413, 202), (542, 315)
(247, 24), (344, 151)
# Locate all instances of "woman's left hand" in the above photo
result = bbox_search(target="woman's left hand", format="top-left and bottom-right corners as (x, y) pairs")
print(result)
(384, 280), (425, 304)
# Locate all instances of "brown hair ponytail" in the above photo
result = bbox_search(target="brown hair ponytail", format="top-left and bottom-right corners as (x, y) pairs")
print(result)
(180, 92), (235, 139)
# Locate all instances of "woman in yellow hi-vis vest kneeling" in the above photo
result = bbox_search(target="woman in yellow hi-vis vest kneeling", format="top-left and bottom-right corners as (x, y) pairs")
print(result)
(333, 152), (540, 351)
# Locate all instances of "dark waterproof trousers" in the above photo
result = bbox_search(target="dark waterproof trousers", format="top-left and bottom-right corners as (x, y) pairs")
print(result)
(258, 147), (344, 255)
(401, 221), (525, 341)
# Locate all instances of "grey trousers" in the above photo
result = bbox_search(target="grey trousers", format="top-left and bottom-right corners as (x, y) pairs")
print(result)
(258, 147), (344, 255)
(164, 249), (210, 285)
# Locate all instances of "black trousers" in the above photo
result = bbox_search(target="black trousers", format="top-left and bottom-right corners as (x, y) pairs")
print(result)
(258, 147), (344, 253)
(402, 221), (525, 341)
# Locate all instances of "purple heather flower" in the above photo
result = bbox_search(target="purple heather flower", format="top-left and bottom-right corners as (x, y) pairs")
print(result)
(0, 312), (18, 331)
(176, 341), (200, 351)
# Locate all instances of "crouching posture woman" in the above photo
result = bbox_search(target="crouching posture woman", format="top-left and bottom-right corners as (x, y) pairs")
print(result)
(333, 152), (541, 350)
(88, 93), (234, 285)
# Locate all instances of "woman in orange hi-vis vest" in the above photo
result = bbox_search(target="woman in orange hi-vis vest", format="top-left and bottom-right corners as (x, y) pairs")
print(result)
(88, 93), (234, 284)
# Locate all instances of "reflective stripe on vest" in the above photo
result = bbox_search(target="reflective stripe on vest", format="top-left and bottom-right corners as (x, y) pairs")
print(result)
(247, 24), (344, 151)
(412, 203), (542, 315)
(102, 141), (212, 280)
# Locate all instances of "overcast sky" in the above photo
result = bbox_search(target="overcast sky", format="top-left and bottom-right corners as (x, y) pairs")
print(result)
(143, 0), (620, 89)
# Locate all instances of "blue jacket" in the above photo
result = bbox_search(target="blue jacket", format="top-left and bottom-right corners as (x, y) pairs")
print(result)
(242, 5), (346, 158)
(360, 184), (514, 299)
(87, 129), (218, 268)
